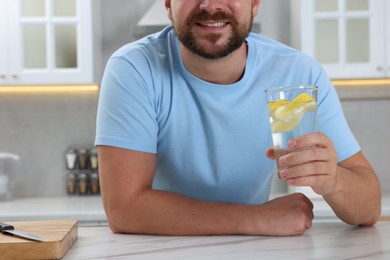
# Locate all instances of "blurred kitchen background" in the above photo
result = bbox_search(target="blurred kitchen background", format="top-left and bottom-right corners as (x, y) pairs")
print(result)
(0, 0), (389, 200)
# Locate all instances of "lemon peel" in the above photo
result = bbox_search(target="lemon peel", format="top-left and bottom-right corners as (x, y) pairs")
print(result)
(268, 99), (289, 115)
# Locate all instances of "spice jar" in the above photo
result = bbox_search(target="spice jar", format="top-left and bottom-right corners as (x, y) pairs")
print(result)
(77, 149), (88, 170)
(66, 172), (77, 195)
(77, 172), (88, 195)
(65, 148), (77, 170)
(88, 148), (98, 170)
(90, 172), (100, 195)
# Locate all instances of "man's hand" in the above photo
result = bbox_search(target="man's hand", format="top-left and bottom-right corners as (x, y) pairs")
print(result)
(267, 132), (381, 226)
(253, 193), (314, 236)
(267, 132), (338, 196)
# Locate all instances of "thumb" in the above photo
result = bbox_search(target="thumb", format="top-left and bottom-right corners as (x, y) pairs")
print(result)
(266, 147), (276, 160)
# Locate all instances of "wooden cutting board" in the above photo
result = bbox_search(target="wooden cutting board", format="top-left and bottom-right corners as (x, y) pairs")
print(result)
(0, 220), (78, 260)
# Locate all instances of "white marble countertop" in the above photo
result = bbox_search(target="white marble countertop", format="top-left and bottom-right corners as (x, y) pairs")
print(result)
(0, 196), (106, 226)
(63, 221), (390, 259)
(1, 193), (389, 225)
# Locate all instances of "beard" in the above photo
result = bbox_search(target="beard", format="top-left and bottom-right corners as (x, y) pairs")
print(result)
(172, 10), (253, 60)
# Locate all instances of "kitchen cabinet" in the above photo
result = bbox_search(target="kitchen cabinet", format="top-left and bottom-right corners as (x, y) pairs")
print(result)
(0, 0), (100, 85)
(290, 0), (389, 79)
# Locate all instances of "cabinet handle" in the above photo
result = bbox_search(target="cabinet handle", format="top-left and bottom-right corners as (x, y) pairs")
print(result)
(11, 74), (18, 79)
(377, 66), (383, 72)
(0, 74), (5, 79)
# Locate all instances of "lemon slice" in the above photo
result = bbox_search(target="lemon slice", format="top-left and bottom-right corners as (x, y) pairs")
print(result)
(270, 116), (301, 133)
(286, 93), (316, 112)
(268, 99), (289, 118)
(273, 94), (316, 121)
(269, 93), (317, 133)
(292, 93), (314, 103)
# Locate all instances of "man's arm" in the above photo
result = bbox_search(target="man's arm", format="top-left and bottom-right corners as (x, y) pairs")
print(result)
(268, 132), (381, 226)
(98, 145), (314, 236)
(324, 152), (381, 225)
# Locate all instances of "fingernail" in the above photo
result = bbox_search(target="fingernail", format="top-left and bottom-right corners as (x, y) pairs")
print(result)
(289, 140), (297, 148)
(279, 156), (286, 165)
(279, 170), (287, 178)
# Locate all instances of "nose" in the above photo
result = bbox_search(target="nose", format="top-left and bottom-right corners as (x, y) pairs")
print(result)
(199, 0), (224, 12)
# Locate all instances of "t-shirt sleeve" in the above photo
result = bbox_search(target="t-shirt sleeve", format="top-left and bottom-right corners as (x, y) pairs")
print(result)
(314, 68), (360, 162)
(95, 56), (158, 154)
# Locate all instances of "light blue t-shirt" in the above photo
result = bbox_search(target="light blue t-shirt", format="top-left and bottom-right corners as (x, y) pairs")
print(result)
(95, 26), (360, 205)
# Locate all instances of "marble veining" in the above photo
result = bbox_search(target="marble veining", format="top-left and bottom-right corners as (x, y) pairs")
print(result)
(63, 222), (390, 259)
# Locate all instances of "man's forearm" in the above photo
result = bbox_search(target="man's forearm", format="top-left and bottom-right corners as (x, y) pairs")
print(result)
(105, 189), (251, 235)
(103, 190), (313, 236)
(324, 165), (381, 226)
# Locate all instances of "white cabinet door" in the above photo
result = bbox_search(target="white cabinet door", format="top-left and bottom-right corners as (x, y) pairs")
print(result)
(386, 1), (390, 75)
(0, 0), (9, 81)
(0, 0), (96, 85)
(292, 0), (387, 79)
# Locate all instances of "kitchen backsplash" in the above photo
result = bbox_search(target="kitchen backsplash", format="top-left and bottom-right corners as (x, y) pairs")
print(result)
(0, 91), (99, 198)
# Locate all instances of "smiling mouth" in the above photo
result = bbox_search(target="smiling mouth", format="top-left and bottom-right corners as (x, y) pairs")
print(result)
(198, 22), (228, 28)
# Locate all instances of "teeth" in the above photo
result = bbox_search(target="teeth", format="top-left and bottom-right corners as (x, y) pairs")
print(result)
(200, 22), (226, 28)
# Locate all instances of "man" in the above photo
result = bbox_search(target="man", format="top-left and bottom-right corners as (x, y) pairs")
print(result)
(95, 0), (381, 236)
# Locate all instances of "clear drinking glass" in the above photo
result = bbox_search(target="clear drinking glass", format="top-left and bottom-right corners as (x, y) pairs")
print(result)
(265, 85), (318, 177)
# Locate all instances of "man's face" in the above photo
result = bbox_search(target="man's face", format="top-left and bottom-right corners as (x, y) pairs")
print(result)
(167, 0), (258, 59)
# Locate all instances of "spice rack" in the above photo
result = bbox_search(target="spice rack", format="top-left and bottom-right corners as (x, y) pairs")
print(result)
(65, 147), (100, 196)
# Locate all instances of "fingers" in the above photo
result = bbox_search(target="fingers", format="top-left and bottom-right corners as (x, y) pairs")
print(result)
(263, 193), (314, 235)
(279, 146), (327, 167)
(280, 159), (337, 196)
(291, 193), (314, 230)
(279, 153), (335, 189)
(279, 132), (338, 177)
(277, 133), (339, 196)
(288, 132), (334, 150)
(269, 132), (339, 196)
(284, 173), (327, 187)
(290, 192), (314, 210)
(278, 147), (329, 181)
(281, 162), (329, 180)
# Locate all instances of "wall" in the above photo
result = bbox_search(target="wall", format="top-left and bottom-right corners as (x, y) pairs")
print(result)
(101, 0), (156, 66)
(1, 0), (388, 198)
(338, 87), (390, 190)
(1, 0), (156, 198)
(0, 92), (98, 197)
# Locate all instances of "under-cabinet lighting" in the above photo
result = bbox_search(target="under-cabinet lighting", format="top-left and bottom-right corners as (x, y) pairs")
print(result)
(332, 79), (390, 87)
(1, 79), (388, 93)
(0, 85), (99, 93)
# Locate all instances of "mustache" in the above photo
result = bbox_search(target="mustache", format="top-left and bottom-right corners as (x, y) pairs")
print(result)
(186, 10), (236, 26)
